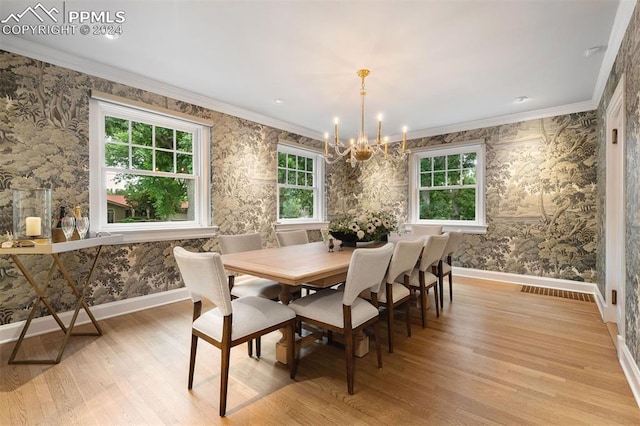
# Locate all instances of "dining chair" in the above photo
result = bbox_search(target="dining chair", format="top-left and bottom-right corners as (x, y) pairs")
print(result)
(371, 238), (425, 353)
(219, 233), (284, 357)
(435, 231), (464, 308)
(275, 229), (309, 247)
(411, 224), (443, 236)
(288, 243), (394, 395)
(408, 234), (449, 328)
(173, 247), (297, 417)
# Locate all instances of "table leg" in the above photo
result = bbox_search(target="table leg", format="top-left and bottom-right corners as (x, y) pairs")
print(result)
(276, 284), (294, 364)
(8, 246), (104, 365)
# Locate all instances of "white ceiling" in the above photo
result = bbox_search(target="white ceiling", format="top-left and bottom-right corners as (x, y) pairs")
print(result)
(0, 0), (636, 141)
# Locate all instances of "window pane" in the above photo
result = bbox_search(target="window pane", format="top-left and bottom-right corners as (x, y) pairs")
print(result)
(156, 150), (174, 172)
(177, 153), (193, 174)
(131, 122), (152, 146)
(419, 188), (476, 220)
(448, 171), (460, 186)
(447, 154), (460, 170)
(433, 156), (446, 171)
(156, 126), (174, 150)
(287, 154), (296, 169)
(105, 116), (129, 143)
(420, 158), (432, 172)
(279, 187), (314, 219)
(277, 168), (286, 184)
(463, 169), (477, 185)
(462, 152), (477, 168)
(297, 156), (306, 170)
(433, 171), (446, 186)
(177, 131), (193, 153)
(105, 173), (192, 222)
(278, 152), (287, 168)
(131, 147), (153, 170)
(297, 171), (306, 186)
(287, 170), (297, 185)
(420, 172), (431, 187)
(306, 172), (313, 187)
(306, 157), (313, 171)
(105, 143), (129, 168)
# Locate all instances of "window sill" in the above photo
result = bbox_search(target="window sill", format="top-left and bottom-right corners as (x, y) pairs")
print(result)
(96, 226), (219, 244)
(406, 223), (487, 234)
(274, 221), (329, 232)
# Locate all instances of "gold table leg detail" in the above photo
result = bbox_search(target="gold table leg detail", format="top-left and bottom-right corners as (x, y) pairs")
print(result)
(8, 246), (105, 365)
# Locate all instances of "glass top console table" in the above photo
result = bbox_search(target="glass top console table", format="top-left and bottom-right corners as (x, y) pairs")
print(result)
(0, 234), (123, 364)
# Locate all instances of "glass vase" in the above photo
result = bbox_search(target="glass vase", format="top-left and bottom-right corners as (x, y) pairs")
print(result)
(12, 188), (52, 242)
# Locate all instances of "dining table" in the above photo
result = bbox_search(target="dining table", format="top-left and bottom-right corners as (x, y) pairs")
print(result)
(221, 241), (373, 364)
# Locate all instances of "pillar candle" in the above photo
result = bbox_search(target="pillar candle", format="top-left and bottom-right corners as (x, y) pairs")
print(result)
(25, 216), (41, 236)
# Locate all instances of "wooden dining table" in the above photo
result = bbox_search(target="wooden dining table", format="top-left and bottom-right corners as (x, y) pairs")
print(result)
(221, 241), (371, 364)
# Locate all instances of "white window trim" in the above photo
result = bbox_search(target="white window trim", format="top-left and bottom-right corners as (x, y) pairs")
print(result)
(89, 98), (216, 243)
(276, 141), (326, 227)
(408, 140), (487, 234)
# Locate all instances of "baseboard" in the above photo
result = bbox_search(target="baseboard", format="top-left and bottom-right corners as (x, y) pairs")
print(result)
(0, 288), (190, 345)
(595, 289), (607, 319)
(619, 336), (640, 408)
(453, 267), (598, 294)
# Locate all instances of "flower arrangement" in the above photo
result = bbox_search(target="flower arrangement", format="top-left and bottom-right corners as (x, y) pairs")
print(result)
(329, 211), (398, 243)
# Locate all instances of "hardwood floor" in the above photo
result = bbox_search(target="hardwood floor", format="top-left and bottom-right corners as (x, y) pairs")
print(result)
(1, 278), (639, 425)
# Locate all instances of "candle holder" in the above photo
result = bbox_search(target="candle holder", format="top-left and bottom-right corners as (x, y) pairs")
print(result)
(12, 188), (52, 243)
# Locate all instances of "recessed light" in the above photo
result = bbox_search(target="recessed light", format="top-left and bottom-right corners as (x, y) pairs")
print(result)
(514, 96), (528, 104)
(274, 98), (286, 104)
(584, 46), (605, 57)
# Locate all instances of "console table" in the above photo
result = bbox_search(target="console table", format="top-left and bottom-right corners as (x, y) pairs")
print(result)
(0, 234), (123, 364)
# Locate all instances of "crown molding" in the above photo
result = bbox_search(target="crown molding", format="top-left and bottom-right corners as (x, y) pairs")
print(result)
(591, 0), (637, 106)
(1, 37), (322, 141)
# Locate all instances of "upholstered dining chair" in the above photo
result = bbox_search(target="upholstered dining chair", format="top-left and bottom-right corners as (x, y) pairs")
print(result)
(435, 231), (464, 308)
(371, 238), (425, 353)
(275, 229), (309, 247)
(408, 234), (449, 328)
(288, 243), (394, 395)
(219, 233), (284, 357)
(411, 224), (443, 236)
(173, 247), (297, 417)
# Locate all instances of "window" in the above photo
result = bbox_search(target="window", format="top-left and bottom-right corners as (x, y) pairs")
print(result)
(409, 141), (486, 233)
(276, 143), (325, 224)
(90, 96), (214, 242)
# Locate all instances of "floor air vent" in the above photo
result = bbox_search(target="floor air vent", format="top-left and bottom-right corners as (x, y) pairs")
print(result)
(520, 286), (594, 302)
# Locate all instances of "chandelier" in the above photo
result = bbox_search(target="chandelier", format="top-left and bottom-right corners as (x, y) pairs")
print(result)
(324, 69), (409, 167)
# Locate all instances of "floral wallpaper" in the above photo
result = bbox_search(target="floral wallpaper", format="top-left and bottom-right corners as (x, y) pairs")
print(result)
(329, 112), (598, 283)
(0, 50), (319, 326)
(596, 2), (640, 367)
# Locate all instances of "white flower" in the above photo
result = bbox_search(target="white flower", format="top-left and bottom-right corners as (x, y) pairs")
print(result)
(373, 217), (381, 226)
(383, 220), (390, 228)
(366, 223), (376, 233)
(349, 223), (360, 232)
(356, 230), (365, 239)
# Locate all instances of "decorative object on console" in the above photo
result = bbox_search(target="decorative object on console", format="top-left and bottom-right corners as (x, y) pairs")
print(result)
(329, 211), (398, 247)
(324, 69), (410, 167)
(12, 188), (52, 243)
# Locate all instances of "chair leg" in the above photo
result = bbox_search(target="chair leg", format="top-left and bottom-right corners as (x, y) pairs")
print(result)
(247, 340), (253, 357)
(286, 321), (297, 379)
(449, 272), (453, 302)
(405, 300), (412, 337)
(345, 327), (355, 395)
(188, 333), (198, 389)
(439, 273), (444, 309)
(433, 285), (440, 317)
(374, 321), (383, 369)
(219, 342), (231, 417)
(256, 336), (261, 358)
(386, 301), (394, 353)
(420, 283), (427, 328)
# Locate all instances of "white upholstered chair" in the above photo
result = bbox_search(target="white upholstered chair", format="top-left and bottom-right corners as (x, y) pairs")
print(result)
(288, 243), (394, 395)
(411, 224), (443, 236)
(372, 238), (425, 353)
(173, 247), (297, 417)
(275, 229), (309, 247)
(435, 231), (464, 308)
(219, 233), (282, 301)
(408, 234), (449, 327)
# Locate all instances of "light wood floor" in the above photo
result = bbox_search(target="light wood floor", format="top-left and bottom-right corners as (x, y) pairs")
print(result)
(1, 279), (639, 425)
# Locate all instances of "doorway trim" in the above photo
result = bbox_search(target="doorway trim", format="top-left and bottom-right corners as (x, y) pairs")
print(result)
(605, 74), (626, 344)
